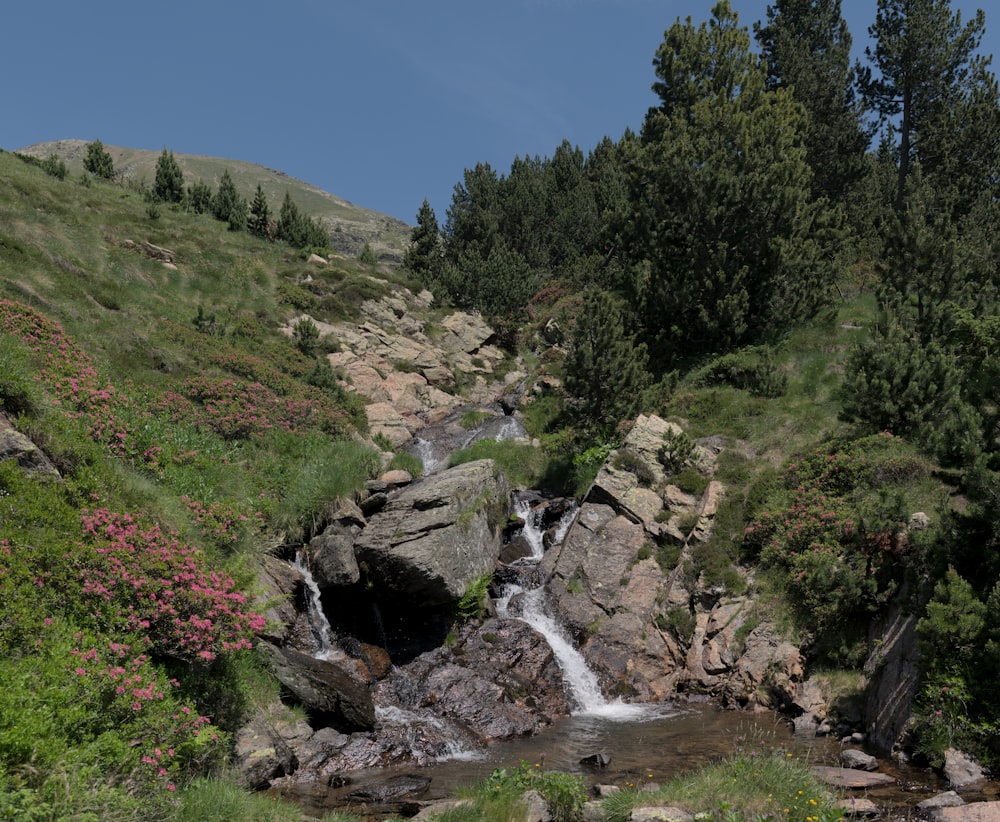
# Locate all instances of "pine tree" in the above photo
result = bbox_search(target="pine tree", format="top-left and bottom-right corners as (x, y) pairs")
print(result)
(154, 148), (184, 203)
(227, 196), (248, 233)
(628, 0), (835, 364)
(755, 0), (869, 204)
(276, 192), (305, 246)
(211, 170), (240, 223)
(187, 180), (213, 214)
(403, 199), (442, 284)
(248, 184), (271, 239)
(857, 0), (994, 212)
(564, 289), (649, 437)
(83, 139), (115, 180)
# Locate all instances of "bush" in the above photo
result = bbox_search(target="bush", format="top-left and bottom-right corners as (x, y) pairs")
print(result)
(484, 762), (587, 822)
(658, 428), (695, 475)
(691, 345), (788, 397)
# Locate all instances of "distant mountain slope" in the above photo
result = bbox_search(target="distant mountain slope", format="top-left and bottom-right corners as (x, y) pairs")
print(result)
(18, 139), (411, 262)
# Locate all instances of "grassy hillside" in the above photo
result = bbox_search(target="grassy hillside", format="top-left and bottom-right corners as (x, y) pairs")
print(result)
(17, 139), (411, 261)
(0, 148), (426, 819)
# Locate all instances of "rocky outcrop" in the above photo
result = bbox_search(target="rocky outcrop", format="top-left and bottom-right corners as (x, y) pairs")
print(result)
(864, 594), (921, 755)
(354, 459), (510, 605)
(541, 414), (801, 708)
(262, 643), (375, 731)
(0, 414), (59, 477)
(281, 296), (521, 446)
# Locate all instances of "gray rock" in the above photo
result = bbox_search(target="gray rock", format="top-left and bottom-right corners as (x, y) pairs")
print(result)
(253, 555), (303, 644)
(262, 643), (375, 731)
(0, 414), (59, 477)
(918, 791), (966, 809)
(354, 459), (510, 605)
(630, 806), (694, 821)
(926, 801), (1000, 822)
(944, 747), (986, 787)
(811, 766), (894, 789)
(232, 709), (298, 789)
(839, 749), (878, 771)
(835, 797), (880, 817)
(307, 523), (360, 588)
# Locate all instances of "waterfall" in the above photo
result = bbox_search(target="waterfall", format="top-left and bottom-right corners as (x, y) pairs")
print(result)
(502, 499), (657, 720)
(292, 551), (336, 660)
(414, 437), (439, 476)
(513, 497), (546, 559)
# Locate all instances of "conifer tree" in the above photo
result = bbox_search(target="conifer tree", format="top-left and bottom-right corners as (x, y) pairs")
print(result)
(629, 0), (834, 364)
(83, 139), (115, 180)
(187, 180), (213, 214)
(755, 0), (869, 204)
(403, 199), (442, 284)
(564, 289), (649, 436)
(154, 148), (184, 203)
(276, 192), (306, 246)
(248, 184), (271, 239)
(857, 0), (995, 212)
(211, 170), (240, 223)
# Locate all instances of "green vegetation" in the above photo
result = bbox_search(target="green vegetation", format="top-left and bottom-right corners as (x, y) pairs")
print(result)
(4, 0), (1000, 811)
(601, 741), (842, 822)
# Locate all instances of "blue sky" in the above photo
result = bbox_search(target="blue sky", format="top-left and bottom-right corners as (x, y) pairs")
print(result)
(3, 1), (995, 225)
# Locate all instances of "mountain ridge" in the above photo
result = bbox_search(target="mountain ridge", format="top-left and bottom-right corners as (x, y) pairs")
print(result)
(17, 139), (412, 261)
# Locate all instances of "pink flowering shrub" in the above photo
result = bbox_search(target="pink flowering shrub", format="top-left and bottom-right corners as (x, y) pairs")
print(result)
(79, 508), (265, 662)
(0, 620), (226, 814)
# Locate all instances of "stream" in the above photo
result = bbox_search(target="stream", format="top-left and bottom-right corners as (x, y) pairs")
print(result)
(283, 406), (961, 819)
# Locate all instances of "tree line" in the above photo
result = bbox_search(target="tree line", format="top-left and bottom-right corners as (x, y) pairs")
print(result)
(82, 139), (329, 250)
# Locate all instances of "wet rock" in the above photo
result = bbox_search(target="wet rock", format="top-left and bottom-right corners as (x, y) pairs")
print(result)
(262, 643), (375, 731)
(918, 791), (966, 809)
(944, 747), (986, 787)
(864, 593), (920, 755)
(810, 766), (894, 789)
(306, 522), (360, 588)
(840, 749), (878, 771)
(253, 555), (303, 644)
(580, 751), (611, 768)
(347, 773), (431, 802)
(354, 459), (510, 605)
(374, 617), (570, 744)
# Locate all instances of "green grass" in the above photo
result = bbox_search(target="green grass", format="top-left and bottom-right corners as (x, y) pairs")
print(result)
(600, 744), (844, 822)
(448, 438), (552, 489)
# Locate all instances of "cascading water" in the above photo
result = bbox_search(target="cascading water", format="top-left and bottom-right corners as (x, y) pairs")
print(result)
(498, 498), (661, 720)
(292, 551), (336, 660)
(414, 437), (439, 476)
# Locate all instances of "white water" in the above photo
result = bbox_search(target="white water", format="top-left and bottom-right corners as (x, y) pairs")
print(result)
(375, 706), (482, 762)
(501, 499), (662, 720)
(414, 437), (439, 476)
(292, 552), (336, 660)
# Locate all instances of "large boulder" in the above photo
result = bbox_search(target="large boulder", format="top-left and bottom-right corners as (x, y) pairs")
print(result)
(253, 555), (304, 644)
(307, 522), (361, 588)
(354, 460), (510, 606)
(262, 643), (375, 731)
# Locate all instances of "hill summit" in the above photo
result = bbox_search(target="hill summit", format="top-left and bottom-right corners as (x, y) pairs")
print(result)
(17, 139), (411, 261)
